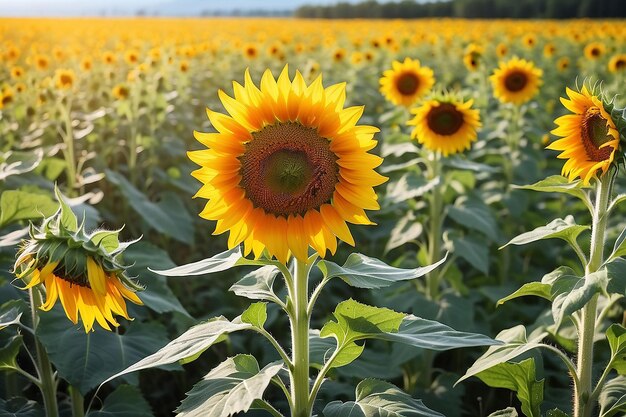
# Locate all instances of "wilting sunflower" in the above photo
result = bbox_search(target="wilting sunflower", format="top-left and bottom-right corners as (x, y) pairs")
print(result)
(490, 57), (542, 105)
(548, 86), (621, 185)
(608, 54), (626, 73)
(189, 65), (387, 263)
(15, 191), (143, 332)
(407, 96), (481, 156)
(380, 57), (435, 107)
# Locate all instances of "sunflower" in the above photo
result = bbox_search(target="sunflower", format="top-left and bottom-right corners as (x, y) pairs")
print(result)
(380, 58), (435, 107)
(608, 54), (626, 73)
(463, 51), (480, 71)
(584, 42), (605, 60)
(557, 57), (570, 72)
(112, 84), (129, 100)
(548, 86), (621, 185)
(407, 96), (481, 156)
(80, 57), (93, 72)
(490, 57), (542, 105)
(10, 66), (24, 80)
(243, 44), (258, 60)
(34, 55), (50, 71)
(189, 65), (387, 263)
(54, 69), (76, 90)
(496, 43), (508, 58)
(522, 34), (536, 48)
(543, 43), (556, 58)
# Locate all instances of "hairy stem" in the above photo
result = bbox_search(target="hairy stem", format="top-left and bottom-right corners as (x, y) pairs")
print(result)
(425, 152), (443, 301)
(289, 258), (311, 417)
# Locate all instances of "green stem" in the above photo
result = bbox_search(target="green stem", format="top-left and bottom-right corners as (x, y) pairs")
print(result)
(574, 175), (612, 417)
(254, 399), (286, 417)
(69, 385), (85, 417)
(59, 99), (76, 196)
(29, 288), (59, 417)
(425, 152), (443, 301)
(290, 258), (311, 417)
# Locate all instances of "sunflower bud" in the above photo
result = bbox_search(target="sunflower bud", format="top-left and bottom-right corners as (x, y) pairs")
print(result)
(14, 187), (143, 333)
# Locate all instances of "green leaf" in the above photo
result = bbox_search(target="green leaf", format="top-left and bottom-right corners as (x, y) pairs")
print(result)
(501, 216), (588, 250)
(317, 253), (447, 289)
(608, 226), (626, 261)
(310, 330), (365, 369)
(241, 303), (267, 329)
(323, 379), (444, 417)
(101, 316), (252, 388)
(599, 376), (626, 417)
(0, 190), (57, 227)
(152, 247), (249, 276)
(105, 170), (193, 244)
(487, 408), (518, 417)
(0, 397), (44, 417)
(545, 409), (569, 417)
(176, 355), (282, 417)
(476, 358), (544, 417)
(457, 326), (547, 384)
(497, 282), (552, 306)
(606, 324), (626, 375)
(0, 300), (24, 330)
(448, 197), (499, 241)
(87, 385), (154, 417)
(0, 335), (23, 371)
(385, 211), (423, 254)
(605, 258), (626, 296)
(54, 185), (78, 232)
(450, 235), (489, 274)
(551, 269), (607, 328)
(38, 307), (171, 395)
(514, 175), (590, 206)
(90, 229), (122, 253)
(0, 149), (43, 181)
(229, 265), (283, 305)
(385, 173), (440, 204)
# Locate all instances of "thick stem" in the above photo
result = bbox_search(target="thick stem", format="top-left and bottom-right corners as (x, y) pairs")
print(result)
(290, 258), (311, 417)
(59, 99), (76, 196)
(425, 152), (443, 301)
(574, 176), (612, 417)
(29, 288), (59, 417)
(70, 385), (85, 417)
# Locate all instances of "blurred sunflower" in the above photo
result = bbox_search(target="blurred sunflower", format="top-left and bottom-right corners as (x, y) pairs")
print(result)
(0, 87), (14, 109)
(80, 57), (93, 72)
(10, 66), (24, 80)
(112, 84), (129, 100)
(380, 57), (435, 107)
(495, 43), (508, 58)
(243, 44), (258, 60)
(543, 43), (556, 58)
(189, 65), (387, 263)
(332, 48), (346, 63)
(557, 57), (570, 71)
(522, 33), (536, 49)
(102, 51), (117, 65)
(54, 69), (75, 90)
(584, 42), (605, 60)
(608, 54), (626, 73)
(490, 57), (542, 105)
(548, 86), (621, 185)
(34, 55), (50, 71)
(408, 96), (481, 156)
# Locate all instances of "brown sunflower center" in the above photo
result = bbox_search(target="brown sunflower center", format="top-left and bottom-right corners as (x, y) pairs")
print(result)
(504, 71), (528, 92)
(396, 72), (419, 96)
(426, 102), (465, 136)
(240, 122), (339, 216)
(581, 107), (614, 162)
(616, 59), (626, 70)
(591, 47), (600, 57)
(60, 74), (73, 86)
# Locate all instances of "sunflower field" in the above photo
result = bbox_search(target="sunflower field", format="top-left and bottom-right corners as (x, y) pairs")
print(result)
(2, 16), (626, 417)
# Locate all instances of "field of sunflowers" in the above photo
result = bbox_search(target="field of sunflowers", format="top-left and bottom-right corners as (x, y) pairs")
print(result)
(2, 16), (626, 417)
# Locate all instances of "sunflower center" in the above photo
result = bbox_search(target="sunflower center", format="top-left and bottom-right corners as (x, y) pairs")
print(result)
(426, 102), (465, 136)
(396, 72), (419, 96)
(504, 71), (528, 92)
(581, 107), (613, 162)
(616, 59), (626, 70)
(240, 122), (339, 216)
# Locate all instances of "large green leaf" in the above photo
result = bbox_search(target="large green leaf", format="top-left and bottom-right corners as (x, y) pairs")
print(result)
(87, 385), (154, 417)
(229, 265), (283, 305)
(514, 176), (590, 208)
(385, 173), (440, 204)
(323, 379), (444, 417)
(176, 355), (282, 417)
(551, 269), (607, 328)
(501, 216), (588, 250)
(317, 253), (447, 289)
(0, 190), (57, 227)
(106, 170), (194, 244)
(458, 325), (547, 384)
(450, 235), (489, 274)
(0, 300), (24, 330)
(606, 324), (626, 375)
(151, 247), (265, 277)
(101, 316), (252, 388)
(240, 302), (267, 329)
(0, 335), (23, 371)
(608, 226), (626, 261)
(497, 282), (552, 306)
(605, 258), (626, 296)
(0, 397), (44, 417)
(476, 358), (544, 417)
(447, 197), (499, 241)
(385, 211), (423, 254)
(38, 306), (171, 395)
(599, 376), (626, 417)
(0, 149), (43, 181)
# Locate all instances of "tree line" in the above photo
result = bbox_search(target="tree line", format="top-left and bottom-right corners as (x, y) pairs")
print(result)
(294, 0), (626, 19)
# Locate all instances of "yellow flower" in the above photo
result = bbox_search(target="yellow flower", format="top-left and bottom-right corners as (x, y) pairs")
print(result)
(112, 84), (129, 100)
(332, 48), (346, 62)
(0, 87), (14, 109)
(463, 51), (480, 72)
(34, 54), (50, 71)
(543, 43), (556, 57)
(584, 42), (605, 60)
(54, 69), (76, 90)
(408, 97), (482, 156)
(189, 66), (387, 264)
(243, 44), (258, 60)
(495, 43), (508, 58)
(102, 51), (117, 65)
(125, 50), (139, 65)
(380, 57), (435, 107)
(490, 57), (542, 105)
(608, 54), (626, 73)
(80, 57), (93, 72)
(557, 57), (570, 71)
(10, 66), (24, 80)
(522, 33), (536, 48)
(548, 86), (620, 185)
(179, 60), (189, 73)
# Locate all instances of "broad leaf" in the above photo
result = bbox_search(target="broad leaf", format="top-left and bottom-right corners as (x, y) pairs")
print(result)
(606, 324), (626, 375)
(551, 269), (607, 328)
(176, 355), (282, 417)
(310, 330), (365, 369)
(0, 190), (57, 227)
(0, 300), (24, 330)
(240, 302), (267, 329)
(450, 235), (489, 274)
(323, 379), (444, 417)
(599, 376), (626, 417)
(317, 253), (447, 289)
(385, 211), (423, 254)
(501, 216), (588, 250)
(448, 197), (499, 241)
(476, 358), (544, 417)
(458, 325), (547, 384)
(0, 149), (43, 181)
(151, 247), (265, 277)
(87, 385), (154, 417)
(385, 173), (440, 204)
(487, 408), (518, 417)
(514, 176), (590, 208)
(0, 335), (23, 371)
(497, 282), (552, 306)
(0, 397), (44, 417)
(605, 258), (626, 296)
(101, 316), (251, 388)
(229, 266), (283, 304)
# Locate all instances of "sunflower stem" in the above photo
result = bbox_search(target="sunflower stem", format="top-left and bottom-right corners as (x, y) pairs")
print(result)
(29, 288), (59, 417)
(425, 151), (443, 301)
(69, 385), (85, 417)
(289, 258), (311, 417)
(574, 174), (612, 417)
(58, 97), (77, 196)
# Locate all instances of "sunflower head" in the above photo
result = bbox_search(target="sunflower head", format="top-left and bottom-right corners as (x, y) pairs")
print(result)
(548, 84), (626, 185)
(557, 57), (570, 72)
(490, 57), (543, 105)
(189, 65), (387, 264)
(14, 188), (143, 332)
(407, 92), (482, 157)
(608, 54), (626, 73)
(380, 57), (435, 108)
(584, 42), (605, 60)
(54, 69), (76, 90)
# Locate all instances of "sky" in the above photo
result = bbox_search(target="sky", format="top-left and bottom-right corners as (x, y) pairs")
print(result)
(0, 0), (383, 16)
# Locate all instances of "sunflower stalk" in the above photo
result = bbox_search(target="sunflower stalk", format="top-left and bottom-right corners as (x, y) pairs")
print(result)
(58, 97), (77, 196)
(425, 151), (443, 301)
(69, 385), (85, 417)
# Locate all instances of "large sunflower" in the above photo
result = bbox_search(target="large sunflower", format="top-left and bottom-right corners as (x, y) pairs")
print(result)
(408, 97), (481, 156)
(548, 86), (620, 185)
(190, 66), (387, 264)
(490, 57), (542, 105)
(379, 58), (434, 107)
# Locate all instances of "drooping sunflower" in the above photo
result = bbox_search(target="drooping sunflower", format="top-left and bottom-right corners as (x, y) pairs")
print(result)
(490, 57), (542, 105)
(380, 57), (435, 107)
(608, 54), (626, 73)
(548, 86), (621, 185)
(407, 96), (482, 156)
(189, 66), (387, 264)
